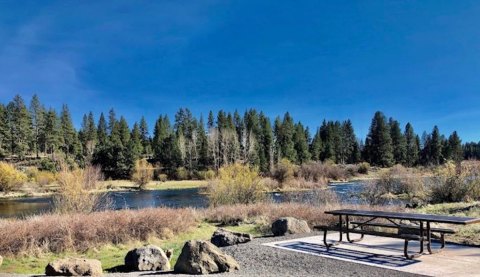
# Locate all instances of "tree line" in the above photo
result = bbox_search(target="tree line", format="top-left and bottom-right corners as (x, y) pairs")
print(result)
(0, 95), (472, 179)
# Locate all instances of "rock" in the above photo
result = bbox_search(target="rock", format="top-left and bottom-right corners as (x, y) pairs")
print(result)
(211, 228), (253, 247)
(0, 255), (3, 267)
(271, 217), (311, 236)
(45, 258), (102, 276)
(124, 245), (172, 271)
(174, 240), (240, 274)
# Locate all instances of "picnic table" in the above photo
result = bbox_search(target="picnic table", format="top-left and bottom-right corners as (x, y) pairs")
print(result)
(318, 209), (480, 259)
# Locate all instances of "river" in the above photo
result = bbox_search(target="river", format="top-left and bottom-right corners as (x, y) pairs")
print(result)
(0, 182), (368, 219)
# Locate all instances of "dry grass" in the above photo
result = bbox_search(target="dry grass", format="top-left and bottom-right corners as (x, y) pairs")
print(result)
(0, 207), (199, 256)
(203, 202), (402, 228)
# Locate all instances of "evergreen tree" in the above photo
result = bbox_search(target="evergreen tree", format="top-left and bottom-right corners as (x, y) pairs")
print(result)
(6, 95), (33, 158)
(293, 122), (310, 164)
(97, 113), (108, 145)
(310, 128), (322, 161)
(404, 123), (419, 166)
(341, 120), (359, 164)
(44, 109), (61, 158)
(60, 105), (79, 158)
(207, 111), (215, 130)
(139, 116), (151, 156)
(319, 120), (335, 161)
(430, 126), (442, 165)
(259, 113), (274, 172)
(29, 94), (45, 158)
(197, 116), (209, 169)
(364, 111), (394, 167)
(0, 104), (10, 157)
(117, 116), (131, 147)
(278, 112), (297, 162)
(447, 131), (463, 163)
(129, 122), (143, 159)
(389, 119), (407, 164)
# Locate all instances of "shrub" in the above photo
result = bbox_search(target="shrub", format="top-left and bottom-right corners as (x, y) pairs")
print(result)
(362, 165), (425, 204)
(195, 170), (216, 180)
(53, 167), (108, 214)
(272, 159), (297, 186)
(429, 161), (480, 203)
(206, 163), (265, 206)
(357, 162), (370, 174)
(0, 162), (27, 192)
(131, 159), (154, 189)
(0, 207), (198, 255)
(175, 167), (189, 180)
(39, 158), (58, 173)
(157, 173), (168, 182)
(35, 171), (57, 186)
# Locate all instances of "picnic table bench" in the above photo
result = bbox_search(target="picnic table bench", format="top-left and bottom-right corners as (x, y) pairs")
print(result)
(315, 209), (480, 259)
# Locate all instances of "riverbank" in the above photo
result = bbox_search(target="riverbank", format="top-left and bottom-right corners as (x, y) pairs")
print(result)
(0, 180), (208, 200)
(0, 202), (478, 275)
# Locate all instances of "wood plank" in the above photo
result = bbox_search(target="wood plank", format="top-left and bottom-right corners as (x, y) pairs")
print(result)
(325, 209), (480, 225)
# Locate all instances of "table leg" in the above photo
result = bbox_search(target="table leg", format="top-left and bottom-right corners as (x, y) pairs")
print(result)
(419, 221), (424, 254)
(346, 215), (364, 243)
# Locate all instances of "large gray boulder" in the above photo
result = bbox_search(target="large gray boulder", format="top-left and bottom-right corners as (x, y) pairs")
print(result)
(174, 240), (240, 274)
(271, 217), (311, 236)
(124, 245), (172, 271)
(211, 228), (252, 247)
(45, 258), (102, 276)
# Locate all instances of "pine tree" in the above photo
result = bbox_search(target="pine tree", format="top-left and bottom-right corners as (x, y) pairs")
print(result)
(197, 116), (209, 170)
(293, 122), (310, 164)
(0, 104), (10, 157)
(430, 126), (442, 165)
(404, 123), (419, 166)
(279, 112), (297, 162)
(139, 116), (151, 156)
(97, 113), (108, 145)
(117, 116), (131, 147)
(44, 109), (61, 158)
(310, 128), (322, 161)
(29, 94), (46, 158)
(59, 105), (78, 158)
(6, 95), (33, 158)
(259, 113), (274, 172)
(207, 111), (215, 130)
(389, 119), (407, 165)
(342, 120), (359, 164)
(130, 122), (143, 159)
(447, 131), (463, 163)
(364, 111), (394, 167)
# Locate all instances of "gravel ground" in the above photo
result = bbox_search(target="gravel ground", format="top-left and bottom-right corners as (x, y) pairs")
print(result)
(103, 231), (424, 277)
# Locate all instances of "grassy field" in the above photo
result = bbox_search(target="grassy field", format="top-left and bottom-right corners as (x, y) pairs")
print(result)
(0, 222), (260, 274)
(416, 202), (480, 245)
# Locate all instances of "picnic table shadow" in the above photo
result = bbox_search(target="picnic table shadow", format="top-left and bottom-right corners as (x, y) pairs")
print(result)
(274, 241), (420, 268)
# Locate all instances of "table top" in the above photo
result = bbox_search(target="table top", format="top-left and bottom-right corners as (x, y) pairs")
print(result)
(325, 209), (480, 225)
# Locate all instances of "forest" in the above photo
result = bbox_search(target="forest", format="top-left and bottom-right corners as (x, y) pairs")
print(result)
(0, 94), (475, 179)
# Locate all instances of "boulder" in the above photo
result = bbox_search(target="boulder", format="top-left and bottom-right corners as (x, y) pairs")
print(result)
(271, 217), (311, 236)
(174, 240), (240, 274)
(45, 258), (102, 276)
(124, 245), (172, 271)
(211, 228), (252, 247)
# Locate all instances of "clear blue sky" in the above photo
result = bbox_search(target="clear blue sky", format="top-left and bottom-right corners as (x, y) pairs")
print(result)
(0, 1), (479, 141)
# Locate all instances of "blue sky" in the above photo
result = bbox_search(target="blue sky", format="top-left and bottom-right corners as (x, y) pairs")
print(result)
(0, 1), (480, 141)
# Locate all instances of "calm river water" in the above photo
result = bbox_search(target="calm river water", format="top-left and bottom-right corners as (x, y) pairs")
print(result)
(0, 182), (369, 219)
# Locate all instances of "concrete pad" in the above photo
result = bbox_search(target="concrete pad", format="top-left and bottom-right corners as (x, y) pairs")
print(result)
(263, 233), (480, 276)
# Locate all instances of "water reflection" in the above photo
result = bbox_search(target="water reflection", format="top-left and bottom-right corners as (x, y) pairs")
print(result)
(0, 182), (370, 219)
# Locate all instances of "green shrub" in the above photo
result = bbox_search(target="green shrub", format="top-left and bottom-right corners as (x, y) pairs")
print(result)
(195, 170), (216, 180)
(131, 159), (154, 189)
(357, 162), (370, 174)
(0, 162), (27, 192)
(206, 163), (265, 206)
(39, 158), (58, 173)
(175, 167), (189, 180)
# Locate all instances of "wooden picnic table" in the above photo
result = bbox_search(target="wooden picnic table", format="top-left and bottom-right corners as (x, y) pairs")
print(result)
(319, 209), (480, 259)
